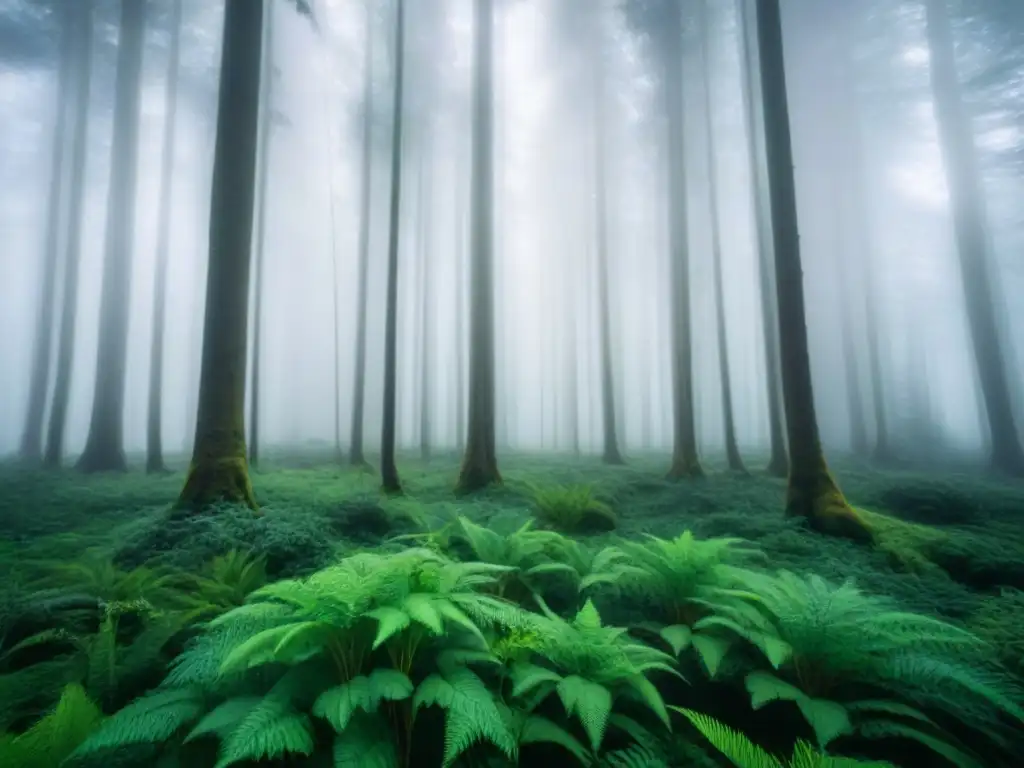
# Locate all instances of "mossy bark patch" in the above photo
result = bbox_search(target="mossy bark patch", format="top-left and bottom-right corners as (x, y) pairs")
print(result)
(177, 454), (257, 512)
(785, 465), (872, 543)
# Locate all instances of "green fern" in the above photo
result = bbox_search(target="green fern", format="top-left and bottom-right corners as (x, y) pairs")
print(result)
(0, 683), (103, 768)
(169, 550), (269, 621)
(28, 556), (179, 607)
(528, 483), (617, 533)
(701, 570), (1024, 766)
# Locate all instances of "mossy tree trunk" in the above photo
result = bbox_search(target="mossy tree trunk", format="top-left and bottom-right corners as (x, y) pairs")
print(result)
(20, 0), (74, 465)
(738, 0), (787, 477)
(591, 19), (625, 466)
(457, 0), (501, 493)
(76, 0), (146, 474)
(146, 0), (183, 475)
(350, 2), (375, 468)
(663, 2), (702, 479)
(700, 0), (745, 474)
(44, 0), (95, 469)
(380, 0), (407, 494)
(248, 1), (276, 471)
(756, 0), (871, 542)
(177, 0), (264, 512)
(924, 0), (1024, 477)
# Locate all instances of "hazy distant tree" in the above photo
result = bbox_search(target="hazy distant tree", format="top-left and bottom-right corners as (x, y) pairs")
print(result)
(248, 1), (278, 471)
(700, 0), (745, 473)
(454, 168), (468, 452)
(177, 0), (264, 510)
(349, 0), (375, 468)
(20, 1), (74, 464)
(76, 0), (147, 473)
(146, 0), (184, 474)
(457, 0), (501, 492)
(418, 162), (434, 462)
(44, 0), (95, 468)
(756, 0), (871, 540)
(589, 5), (625, 466)
(737, 0), (787, 476)
(380, 0), (407, 494)
(924, 0), (1024, 476)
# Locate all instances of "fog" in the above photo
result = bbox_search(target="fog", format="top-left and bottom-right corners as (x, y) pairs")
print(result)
(1, 0), (1022, 470)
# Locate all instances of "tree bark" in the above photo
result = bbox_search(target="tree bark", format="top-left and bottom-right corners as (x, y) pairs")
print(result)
(924, 0), (1024, 476)
(756, 0), (871, 541)
(663, 3), (702, 479)
(456, 0), (501, 493)
(701, 0), (746, 473)
(76, 0), (147, 473)
(45, 1), (95, 469)
(418, 145), (433, 462)
(380, 0), (407, 494)
(20, 0), (75, 464)
(248, 1), (276, 471)
(592, 23), (625, 466)
(177, 0), (264, 511)
(349, 3), (375, 468)
(146, 0), (183, 474)
(738, 0), (787, 476)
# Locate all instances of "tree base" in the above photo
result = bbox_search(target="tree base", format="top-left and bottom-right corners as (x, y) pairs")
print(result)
(785, 467), (872, 543)
(991, 442), (1024, 478)
(602, 448), (626, 466)
(75, 444), (128, 473)
(455, 453), (502, 494)
(176, 455), (258, 512)
(666, 455), (704, 480)
(765, 452), (789, 478)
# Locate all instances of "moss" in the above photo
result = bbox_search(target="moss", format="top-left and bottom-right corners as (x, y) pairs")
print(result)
(859, 508), (950, 575)
(785, 465), (873, 543)
(969, 588), (1024, 677)
(176, 455), (257, 512)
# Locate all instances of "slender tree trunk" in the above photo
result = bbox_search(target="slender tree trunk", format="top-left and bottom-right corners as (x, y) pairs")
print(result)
(76, 0), (146, 473)
(21, 1), (75, 464)
(592, 28), (624, 466)
(738, 0), (787, 476)
(924, 0), (1024, 476)
(349, 5), (375, 467)
(701, 0), (745, 473)
(756, 0), (870, 541)
(146, 0), (183, 474)
(44, 0), (94, 469)
(418, 148), (433, 462)
(380, 0), (407, 494)
(248, 2), (276, 470)
(457, 0), (501, 492)
(177, 0), (264, 511)
(663, 5), (702, 479)
(454, 163), (467, 453)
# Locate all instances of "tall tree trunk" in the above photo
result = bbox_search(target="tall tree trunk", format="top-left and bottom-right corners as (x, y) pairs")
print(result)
(418, 150), (433, 462)
(20, 1), (75, 464)
(176, 0), (264, 511)
(248, 1), (276, 470)
(457, 0), (501, 492)
(738, 0), (787, 476)
(76, 0), (146, 473)
(924, 0), (1024, 476)
(44, 0), (94, 469)
(454, 164), (467, 452)
(663, 4), (702, 479)
(380, 0), (407, 494)
(592, 25), (624, 466)
(146, 0), (183, 474)
(349, 4), (374, 468)
(756, 0), (870, 540)
(701, 0), (745, 473)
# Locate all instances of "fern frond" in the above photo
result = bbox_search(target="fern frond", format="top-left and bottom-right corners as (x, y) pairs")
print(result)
(332, 711), (399, 768)
(213, 698), (314, 768)
(72, 687), (205, 755)
(1, 683), (102, 768)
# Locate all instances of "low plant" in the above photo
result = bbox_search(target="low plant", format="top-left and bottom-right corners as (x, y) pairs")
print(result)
(528, 483), (617, 533)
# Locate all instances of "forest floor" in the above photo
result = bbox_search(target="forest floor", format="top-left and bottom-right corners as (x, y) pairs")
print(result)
(1, 448), (1023, 625)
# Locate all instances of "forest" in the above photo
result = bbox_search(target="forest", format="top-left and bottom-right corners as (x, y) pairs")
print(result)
(0, 0), (1023, 766)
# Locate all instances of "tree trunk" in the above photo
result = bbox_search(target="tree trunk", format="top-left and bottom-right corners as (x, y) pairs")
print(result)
(20, 0), (75, 464)
(738, 0), (787, 477)
(663, 4), (702, 479)
(248, 1), (276, 471)
(701, 0), (746, 473)
(177, 0), (264, 511)
(418, 148), (433, 462)
(924, 0), (1024, 476)
(76, 0), (147, 473)
(380, 0), (407, 494)
(146, 0), (183, 474)
(46, 3), (95, 468)
(592, 26), (624, 466)
(456, 0), (501, 493)
(349, 4), (374, 468)
(454, 162), (467, 453)
(756, 0), (870, 541)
